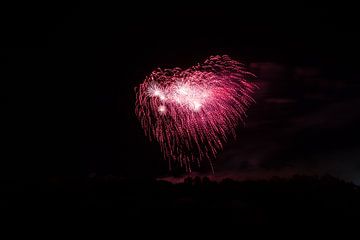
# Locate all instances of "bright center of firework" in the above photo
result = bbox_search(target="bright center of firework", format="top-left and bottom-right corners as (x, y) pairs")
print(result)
(172, 83), (209, 111)
(158, 105), (166, 113)
(192, 101), (202, 111)
(148, 84), (166, 101)
(149, 82), (211, 112)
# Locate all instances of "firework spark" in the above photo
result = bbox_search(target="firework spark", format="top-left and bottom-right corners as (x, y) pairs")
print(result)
(135, 55), (258, 172)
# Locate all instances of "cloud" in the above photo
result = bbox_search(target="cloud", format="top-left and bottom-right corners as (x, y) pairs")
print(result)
(208, 62), (360, 183)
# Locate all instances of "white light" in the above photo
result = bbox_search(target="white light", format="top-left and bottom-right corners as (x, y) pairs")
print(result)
(177, 85), (190, 95)
(158, 105), (166, 113)
(192, 101), (202, 111)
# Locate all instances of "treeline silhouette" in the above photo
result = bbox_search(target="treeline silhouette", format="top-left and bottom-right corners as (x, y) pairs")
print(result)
(1, 174), (359, 224)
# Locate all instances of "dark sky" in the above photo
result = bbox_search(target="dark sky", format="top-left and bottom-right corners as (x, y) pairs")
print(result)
(2, 3), (360, 183)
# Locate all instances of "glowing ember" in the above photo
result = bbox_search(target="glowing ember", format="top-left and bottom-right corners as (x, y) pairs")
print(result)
(135, 55), (258, 172)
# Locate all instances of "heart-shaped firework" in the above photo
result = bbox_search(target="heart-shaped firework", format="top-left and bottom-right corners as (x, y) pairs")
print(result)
(135, 55), (258, 172)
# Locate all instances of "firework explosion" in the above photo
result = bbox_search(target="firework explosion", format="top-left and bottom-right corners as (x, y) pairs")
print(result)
(135, 55), (258, 172)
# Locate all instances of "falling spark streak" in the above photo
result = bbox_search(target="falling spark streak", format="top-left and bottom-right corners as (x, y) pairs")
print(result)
(135, 55), (258, 172)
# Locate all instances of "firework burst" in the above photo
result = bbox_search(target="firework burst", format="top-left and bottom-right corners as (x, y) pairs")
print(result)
(135, 55), (258, 172)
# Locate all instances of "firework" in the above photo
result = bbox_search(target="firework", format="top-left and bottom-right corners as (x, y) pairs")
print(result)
(135, 55), (257, 172)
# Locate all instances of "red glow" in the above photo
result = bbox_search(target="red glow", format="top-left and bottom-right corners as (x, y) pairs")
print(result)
(135, 55), (258, 172)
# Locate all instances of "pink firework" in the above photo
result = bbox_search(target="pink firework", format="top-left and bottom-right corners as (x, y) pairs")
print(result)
(135, 55), (258, 172)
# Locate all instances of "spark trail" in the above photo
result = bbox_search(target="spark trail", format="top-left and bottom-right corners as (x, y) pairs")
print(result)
(135, 55), (258, 172)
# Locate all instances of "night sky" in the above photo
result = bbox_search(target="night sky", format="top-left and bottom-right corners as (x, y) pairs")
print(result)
(2, 3), (360, 184)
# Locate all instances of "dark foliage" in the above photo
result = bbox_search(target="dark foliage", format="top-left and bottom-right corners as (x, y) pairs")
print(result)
(2, 175), (359, 225)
